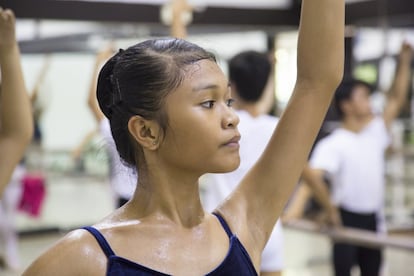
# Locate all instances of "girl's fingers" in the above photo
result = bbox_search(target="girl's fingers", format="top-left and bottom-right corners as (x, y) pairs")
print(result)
(0, 9), (15, 22)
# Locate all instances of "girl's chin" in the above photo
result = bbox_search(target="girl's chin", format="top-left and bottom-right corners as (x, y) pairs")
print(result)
(212, 163), (241, 174)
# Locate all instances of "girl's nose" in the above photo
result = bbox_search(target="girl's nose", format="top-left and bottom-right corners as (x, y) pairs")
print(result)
(222, 107), (239, 129)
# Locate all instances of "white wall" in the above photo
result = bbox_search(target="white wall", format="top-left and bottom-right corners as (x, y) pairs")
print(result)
(22, 53), (97, 150)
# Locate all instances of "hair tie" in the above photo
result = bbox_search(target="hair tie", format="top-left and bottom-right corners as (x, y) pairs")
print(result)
(105, 50), (125, 119)
(106, 75), (123, 120)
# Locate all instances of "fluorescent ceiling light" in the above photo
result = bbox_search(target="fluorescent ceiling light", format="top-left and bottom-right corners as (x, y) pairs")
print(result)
(57, 0), (293, 9)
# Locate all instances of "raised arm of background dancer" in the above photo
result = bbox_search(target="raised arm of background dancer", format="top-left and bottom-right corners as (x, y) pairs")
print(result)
(302, 165), (341, 226)
(218, 0), (345, 252)
(170, 0), (192, 39)
(382, 42), (413, 128)
(31, 55), (50, 104)
(0, 8), (33, 196)
(87, 46), (113, 123)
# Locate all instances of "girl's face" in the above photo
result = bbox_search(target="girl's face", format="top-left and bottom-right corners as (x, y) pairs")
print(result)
(159, 59), (240, 175)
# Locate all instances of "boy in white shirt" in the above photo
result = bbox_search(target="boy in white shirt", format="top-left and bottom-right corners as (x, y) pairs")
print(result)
(309, 42), (413, 276)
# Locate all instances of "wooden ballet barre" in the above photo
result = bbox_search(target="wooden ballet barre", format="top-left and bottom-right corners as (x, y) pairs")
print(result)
(283, 219), (414, 252)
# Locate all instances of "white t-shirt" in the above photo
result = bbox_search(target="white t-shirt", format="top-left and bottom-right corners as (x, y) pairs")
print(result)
(310, 117), (390, 214)
(99, 118), (137, 201)
(201, 110), (284, 272)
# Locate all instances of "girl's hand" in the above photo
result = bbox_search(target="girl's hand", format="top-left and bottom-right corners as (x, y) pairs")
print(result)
(0, 8), (16, 51)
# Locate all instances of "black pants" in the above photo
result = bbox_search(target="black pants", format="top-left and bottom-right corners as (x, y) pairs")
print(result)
(333, 208), (382, 276)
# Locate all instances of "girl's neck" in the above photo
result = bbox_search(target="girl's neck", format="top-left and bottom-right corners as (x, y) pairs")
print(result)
(129, 172), (205, 228)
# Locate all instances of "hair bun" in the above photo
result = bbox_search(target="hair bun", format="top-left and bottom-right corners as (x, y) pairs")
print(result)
(96, 55), (118, 119)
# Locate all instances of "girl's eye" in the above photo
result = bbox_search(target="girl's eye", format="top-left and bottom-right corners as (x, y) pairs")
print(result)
(201, 101), (215, 109)
(226, 98), (235, 107)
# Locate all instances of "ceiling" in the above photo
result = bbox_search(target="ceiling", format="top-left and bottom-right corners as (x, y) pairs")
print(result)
(5, 0), (413, 27)
(3, 0), (414, 53)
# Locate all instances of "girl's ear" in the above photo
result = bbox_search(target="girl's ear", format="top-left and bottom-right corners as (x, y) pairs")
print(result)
(128, 115), (161, 150)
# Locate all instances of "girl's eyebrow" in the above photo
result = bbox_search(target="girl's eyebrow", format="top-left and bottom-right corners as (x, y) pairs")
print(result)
(192, 82), (231, 92)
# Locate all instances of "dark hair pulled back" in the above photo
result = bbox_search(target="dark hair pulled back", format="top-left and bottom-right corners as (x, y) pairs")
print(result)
(228, 50), (271, 102)
(96, 38), (216, 167)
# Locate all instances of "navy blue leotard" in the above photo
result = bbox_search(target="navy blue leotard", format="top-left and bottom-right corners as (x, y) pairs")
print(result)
(83, 213), (257, 275)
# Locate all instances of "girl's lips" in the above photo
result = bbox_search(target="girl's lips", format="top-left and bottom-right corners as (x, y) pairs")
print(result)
(223, 135), (241, 147)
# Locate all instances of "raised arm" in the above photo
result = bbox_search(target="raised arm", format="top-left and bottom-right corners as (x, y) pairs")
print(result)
(219, 0), (345, 254)
(31, 55), (51, 105)
(382, 42), (413, 128)
(170, 0), (192, 39)
(0, 8), (33, 196)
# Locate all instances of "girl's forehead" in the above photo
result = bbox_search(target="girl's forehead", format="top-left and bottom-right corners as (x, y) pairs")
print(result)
(184, 60), (226, 82)
(187, 59), (221, 72)
(171, 61), (228, 97)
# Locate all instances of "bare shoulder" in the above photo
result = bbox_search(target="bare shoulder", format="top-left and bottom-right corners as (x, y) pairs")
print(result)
(23, 228), (107, 276)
